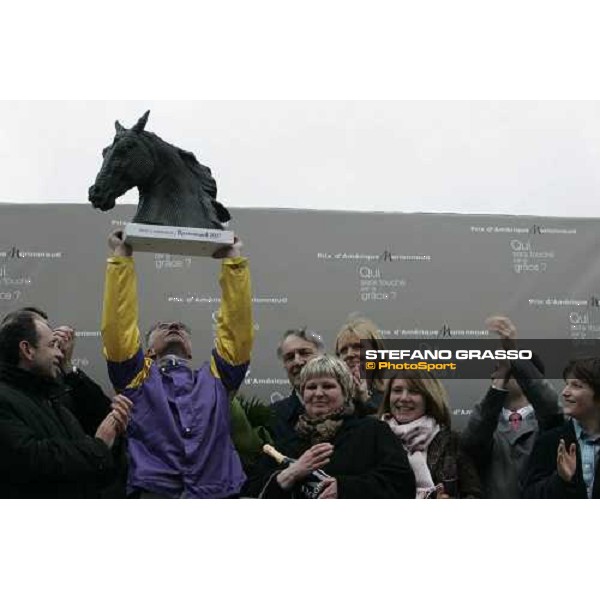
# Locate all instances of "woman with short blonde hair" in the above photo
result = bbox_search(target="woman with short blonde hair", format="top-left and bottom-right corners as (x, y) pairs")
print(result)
(244, 355), (416, 499)
(335, 314), (386, 414)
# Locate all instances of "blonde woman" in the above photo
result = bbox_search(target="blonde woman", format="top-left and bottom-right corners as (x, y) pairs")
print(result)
(244, 356), (416, 499)
(335, 315), (385, 415)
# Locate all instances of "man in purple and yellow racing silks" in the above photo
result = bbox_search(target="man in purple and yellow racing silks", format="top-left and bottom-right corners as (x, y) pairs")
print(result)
(101, 230), (253, 498)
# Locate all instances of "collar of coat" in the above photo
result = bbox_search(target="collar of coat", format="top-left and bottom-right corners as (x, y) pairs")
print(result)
(0, 363), (66, 400)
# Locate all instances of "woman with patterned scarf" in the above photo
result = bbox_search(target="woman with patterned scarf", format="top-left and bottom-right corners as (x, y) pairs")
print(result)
(243, 355), (416, 499)
(379, 372), (482, 499)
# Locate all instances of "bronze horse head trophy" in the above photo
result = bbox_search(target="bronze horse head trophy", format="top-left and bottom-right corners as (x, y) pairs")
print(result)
(89, 110), (230, 229)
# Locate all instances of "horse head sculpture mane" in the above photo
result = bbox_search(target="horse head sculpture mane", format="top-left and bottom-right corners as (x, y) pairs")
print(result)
(89, 110), (230, 229)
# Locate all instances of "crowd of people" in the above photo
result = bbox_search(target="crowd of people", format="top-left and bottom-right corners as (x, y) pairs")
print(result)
(0, 232), (599, 499)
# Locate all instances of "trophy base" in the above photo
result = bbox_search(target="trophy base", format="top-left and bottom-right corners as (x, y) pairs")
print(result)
(123, 223), (234, 257)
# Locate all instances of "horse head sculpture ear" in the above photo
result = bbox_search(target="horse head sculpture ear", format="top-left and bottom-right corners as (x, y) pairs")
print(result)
(115, 120), (126, 135)
(132, 110), (150, 133)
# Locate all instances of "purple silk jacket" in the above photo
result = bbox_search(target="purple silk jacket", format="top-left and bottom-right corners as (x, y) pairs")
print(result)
(101, 256), (253, 498)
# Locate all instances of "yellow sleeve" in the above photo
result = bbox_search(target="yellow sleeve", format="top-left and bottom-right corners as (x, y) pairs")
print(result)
(101, 256), (141, 363)
(210, 257), (254, 381)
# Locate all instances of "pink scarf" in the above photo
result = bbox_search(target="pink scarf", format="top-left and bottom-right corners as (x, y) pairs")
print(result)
(382, 414), (440, 498)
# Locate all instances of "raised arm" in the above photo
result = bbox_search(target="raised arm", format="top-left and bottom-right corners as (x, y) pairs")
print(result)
(101, 231), (145, 392)
(210, 238), (254, 391)
(53, 326), (111, 435)
(461, 363), (510, 465)
(485, 314), (563, 430)
(462, 316), (519, 464)
(510, 359), (563, 429)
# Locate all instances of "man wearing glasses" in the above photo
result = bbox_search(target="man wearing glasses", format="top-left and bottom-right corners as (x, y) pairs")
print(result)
(101, 231), (253, 498)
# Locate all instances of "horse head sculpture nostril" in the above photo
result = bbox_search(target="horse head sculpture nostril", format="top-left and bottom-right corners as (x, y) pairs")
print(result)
(88, 182), (116, 211)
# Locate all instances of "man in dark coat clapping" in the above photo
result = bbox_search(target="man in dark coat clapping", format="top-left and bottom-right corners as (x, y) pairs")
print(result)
(0, 309), (132, 498)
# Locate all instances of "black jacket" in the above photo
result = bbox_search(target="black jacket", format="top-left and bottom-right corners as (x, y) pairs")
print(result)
(426, 428), (482, 498)
(0, 365), (115, 498)
(354, 388), (384, 417)
(59, 368), (128, 498)
(522, 419), (600, 499)
(59, 368), (112, 436)
(244, 415), (416, 499)
(270, 391), (304, 444)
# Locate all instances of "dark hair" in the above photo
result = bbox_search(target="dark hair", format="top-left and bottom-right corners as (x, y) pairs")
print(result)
(277, 327), (325, 359)
(21, 306), (49, 320)
(563, 357), (600, 399)
(0, 310), (42, 365)
(1, 306), (48, 325)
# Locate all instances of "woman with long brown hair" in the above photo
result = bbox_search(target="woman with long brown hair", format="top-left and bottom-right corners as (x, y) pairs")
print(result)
(379, 371), (481, 498)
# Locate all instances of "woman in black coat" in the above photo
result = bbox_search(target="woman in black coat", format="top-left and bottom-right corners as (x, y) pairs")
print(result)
(378, 371), (482, 499)
(522, 357), (600, 499)
(244, 355), (416, 499)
